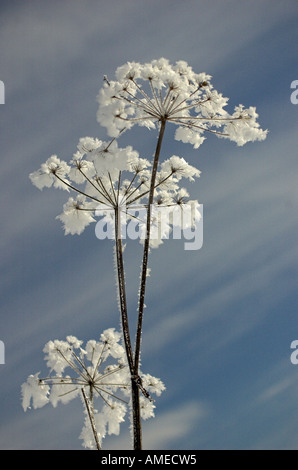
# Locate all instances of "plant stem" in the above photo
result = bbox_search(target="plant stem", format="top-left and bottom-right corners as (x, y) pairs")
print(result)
(131, 377), (142, 449)
(131, 119), (167, 450)
(114, 206), (142, 450)
(81, 387), (101, 451)
(134, 119), (166, 371)
(114, 207), (134, 374)
(113, 121), (166, 451)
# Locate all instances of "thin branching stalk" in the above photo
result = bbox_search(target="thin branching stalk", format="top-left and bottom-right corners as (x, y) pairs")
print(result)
(131, 119), (167, 450)
(81, 387), (101, 451)
(134, 119), (166, 371)
(114, 205), (144, 450)
(130, 375), (142, 450)
(114, 207), (134, 374)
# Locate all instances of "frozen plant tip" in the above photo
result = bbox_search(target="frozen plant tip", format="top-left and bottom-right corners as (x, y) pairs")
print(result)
(21, 329), (165, 450)
(97, 58), (267, 147)
(29, 137), (201, 242)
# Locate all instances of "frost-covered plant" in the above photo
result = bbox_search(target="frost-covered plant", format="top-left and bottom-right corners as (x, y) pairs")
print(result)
(24, 58), (267, 450)
(21, 329), (165, 449)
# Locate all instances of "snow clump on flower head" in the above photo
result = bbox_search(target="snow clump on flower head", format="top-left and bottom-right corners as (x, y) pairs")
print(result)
(21, 328), (166, 450)
(97, 58), (267, 147)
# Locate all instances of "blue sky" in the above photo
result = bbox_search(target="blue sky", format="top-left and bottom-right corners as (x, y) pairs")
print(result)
(0, 0), (298, 450)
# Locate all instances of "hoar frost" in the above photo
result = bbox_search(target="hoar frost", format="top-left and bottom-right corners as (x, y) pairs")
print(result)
(29, 137), (202, 244)
(29, 58), (266, 241)
(97, 58), (267, 146)
(26, 58), (267, 450)
(21, 329), (165, 450)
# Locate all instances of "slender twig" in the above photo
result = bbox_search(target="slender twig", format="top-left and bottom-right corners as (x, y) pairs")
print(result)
(78, 167), (113, 204)
(166, 84), (202, 115)
(113, 205), (145, 451)
(116, 91), (159, 118)
(119, 171), (138, 206)
(126, 169), (175, 206)
(95, 174), (115, 205)
(131, 119), (167, 451)
(148, 78), (163, 115)
(53, 173), (105, 205)
(93, 385), (128, 404)
(91, 341), (108, 380)
(134, 119), (166, 371)
(114, 207), (134, 375)
(81, 387), (101, 451)
(131, 78), (161, 116)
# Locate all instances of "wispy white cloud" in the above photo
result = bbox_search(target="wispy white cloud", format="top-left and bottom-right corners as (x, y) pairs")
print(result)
(139, 120), (298, 355)
(105, 400), (209, 450)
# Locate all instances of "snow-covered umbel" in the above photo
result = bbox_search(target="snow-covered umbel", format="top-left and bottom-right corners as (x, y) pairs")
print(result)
(29, 137), (201, 243)
(97, 58), (268, 147)
(21, 328), (165, 450)
(29, 58), (267, 239)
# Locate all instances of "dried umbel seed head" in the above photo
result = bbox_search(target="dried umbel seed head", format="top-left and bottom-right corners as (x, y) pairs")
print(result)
(97, 58), (267, 148)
